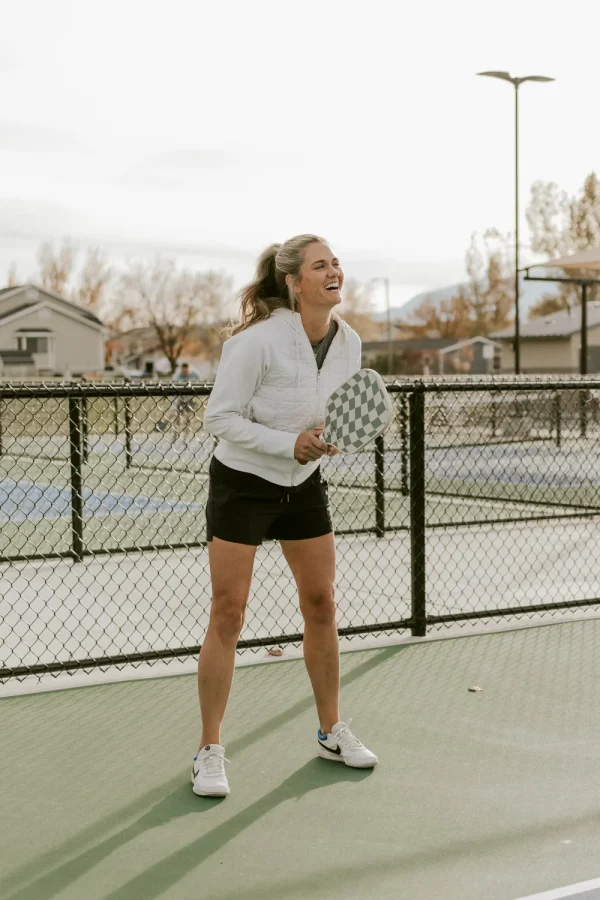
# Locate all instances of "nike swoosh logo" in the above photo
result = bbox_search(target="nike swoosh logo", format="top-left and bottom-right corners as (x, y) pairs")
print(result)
(318, 741), (342, 756)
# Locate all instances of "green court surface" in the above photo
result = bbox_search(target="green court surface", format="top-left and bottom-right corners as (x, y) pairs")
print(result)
(2, 621), (600, 900)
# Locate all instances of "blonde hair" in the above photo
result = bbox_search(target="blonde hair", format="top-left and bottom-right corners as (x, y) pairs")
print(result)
(229, 234), (327, 335)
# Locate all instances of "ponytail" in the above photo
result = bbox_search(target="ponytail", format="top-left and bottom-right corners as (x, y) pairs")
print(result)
(229, 233), (326, 336)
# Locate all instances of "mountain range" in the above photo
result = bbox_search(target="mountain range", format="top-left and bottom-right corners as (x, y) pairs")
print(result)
(374, 275), (560, 323)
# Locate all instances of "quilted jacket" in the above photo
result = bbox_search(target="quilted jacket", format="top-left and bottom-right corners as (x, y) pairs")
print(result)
(204, 308), (362, 486)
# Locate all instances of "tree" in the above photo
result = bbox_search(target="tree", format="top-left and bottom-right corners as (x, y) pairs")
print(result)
(74, 247), (114, 315)
(526, 172), (600, 317)
(338, 278), (382, 340)
(3, 241), (232, 371)
(6, 239), (113, 315)
(465, 229), (514, 334)
(36, 238), (76, 295)
(397, 293), (471, 340)
(35, 240), (114, 315)
(399, 230), (513, 339)
(176, 270), (234, 376)
(117, 260), (232, 374)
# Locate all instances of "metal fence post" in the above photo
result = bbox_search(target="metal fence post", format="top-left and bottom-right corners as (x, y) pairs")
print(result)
(113, 395), (119, 438)
(81, 395), (89, 463)
(580, 389), (589, 440)
(400, 394), (409, 495)
(409, 389), (427, 637)
(124, 396), (132, 468)
(553, 391), (562, 449)
(491, 395), (497, 438)
(68, 397), (85, 563)
(0, 398), (3, 457)
(374, 434), (385, 537)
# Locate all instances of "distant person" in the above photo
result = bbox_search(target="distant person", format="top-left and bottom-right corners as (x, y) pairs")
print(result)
(175, 363), (201, 420)
(174, 363), (199, 409)
(176, 362), (199, 383)
(192, 234), (378, 798)
(157, 363), (200, 434)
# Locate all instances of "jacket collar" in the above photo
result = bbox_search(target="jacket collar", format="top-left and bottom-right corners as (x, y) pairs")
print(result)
(270, 307), (352, 387)
(270, 307), (350, 337)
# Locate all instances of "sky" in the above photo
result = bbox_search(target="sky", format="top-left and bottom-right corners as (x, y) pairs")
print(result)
(1, 0), (599, 313)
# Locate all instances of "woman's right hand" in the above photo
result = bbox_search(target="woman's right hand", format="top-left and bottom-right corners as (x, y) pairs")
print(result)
(294, 428), (329, 465)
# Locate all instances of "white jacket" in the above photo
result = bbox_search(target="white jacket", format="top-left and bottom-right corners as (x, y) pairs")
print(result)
(204, 308), (362, 486)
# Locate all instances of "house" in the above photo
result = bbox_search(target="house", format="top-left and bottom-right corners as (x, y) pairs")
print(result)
(107, 326), (217, 379)
(0, 284), (105, 378)
(361, 336), (500, 376)
(492, 302), (600, 373)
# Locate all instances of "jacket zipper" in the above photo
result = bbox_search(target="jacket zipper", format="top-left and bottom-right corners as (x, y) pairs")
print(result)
(291, 319), (344, 487)
(315, 369), (321, 425)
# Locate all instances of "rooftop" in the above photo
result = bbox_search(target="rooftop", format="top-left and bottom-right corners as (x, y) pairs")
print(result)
(492, 302), (600, 339)
(0, 284), (103, 325)
(363, 336), (496, 352)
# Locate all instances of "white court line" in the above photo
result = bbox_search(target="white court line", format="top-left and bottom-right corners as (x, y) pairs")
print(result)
(335, 483), (571, 513)
(514, 877), (600, 899)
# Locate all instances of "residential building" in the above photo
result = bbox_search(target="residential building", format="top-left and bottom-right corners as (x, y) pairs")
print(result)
(0, 284), (105, 378)
(492, 303), (600, 373)
(362, 336), (500, 376)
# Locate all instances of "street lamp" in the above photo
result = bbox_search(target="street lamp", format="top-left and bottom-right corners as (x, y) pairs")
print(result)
(477, 70), (554, 374)
(368, 277), (392, 375)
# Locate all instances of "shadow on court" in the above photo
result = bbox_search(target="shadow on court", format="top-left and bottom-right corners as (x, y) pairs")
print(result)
(4, 761), (372, 900)
(0, 646), (397, 900)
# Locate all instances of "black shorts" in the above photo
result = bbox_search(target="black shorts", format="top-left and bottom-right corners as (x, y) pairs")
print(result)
(206, 456), (333, 546)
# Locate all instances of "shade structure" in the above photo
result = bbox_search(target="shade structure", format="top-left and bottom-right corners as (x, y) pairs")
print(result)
(529, 248), (600, 272)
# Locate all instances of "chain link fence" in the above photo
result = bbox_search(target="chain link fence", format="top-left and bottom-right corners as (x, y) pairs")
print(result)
(1, 379), (599, 683)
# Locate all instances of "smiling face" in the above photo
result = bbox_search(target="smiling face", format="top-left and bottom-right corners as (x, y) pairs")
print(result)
(288, 241), (344, 312)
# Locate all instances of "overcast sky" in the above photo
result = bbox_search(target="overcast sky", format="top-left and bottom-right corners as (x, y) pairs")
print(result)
(1, 0), (599, 311)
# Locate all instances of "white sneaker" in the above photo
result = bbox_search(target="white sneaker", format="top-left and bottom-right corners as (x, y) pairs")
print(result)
(317, 720), (378, 768)
(191, 744), (230, 796)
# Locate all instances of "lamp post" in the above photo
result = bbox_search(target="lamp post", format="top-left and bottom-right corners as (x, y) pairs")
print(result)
(369, 277), (392, 375)
(476, 71), (554, 375)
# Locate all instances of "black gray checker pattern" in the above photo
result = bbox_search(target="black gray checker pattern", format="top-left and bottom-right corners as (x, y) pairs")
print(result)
(323, 368), (393, 453)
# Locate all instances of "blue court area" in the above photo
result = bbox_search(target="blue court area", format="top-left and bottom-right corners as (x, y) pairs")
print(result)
(1, 438), (599, 532)
(426, 443), (600, 488)
(0, 479), (202, 524)
(326, 441), (600, 513)
(4, 432), (600, 491)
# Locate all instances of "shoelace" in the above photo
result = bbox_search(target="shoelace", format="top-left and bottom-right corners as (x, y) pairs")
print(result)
(334, 719), (364, 751)
(197, 751), (230, 777)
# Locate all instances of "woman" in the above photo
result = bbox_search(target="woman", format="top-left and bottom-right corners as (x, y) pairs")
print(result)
(193, 234), (378, 797)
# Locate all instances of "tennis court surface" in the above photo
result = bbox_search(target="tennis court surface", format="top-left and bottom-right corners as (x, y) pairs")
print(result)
(2, 619), (600, 900)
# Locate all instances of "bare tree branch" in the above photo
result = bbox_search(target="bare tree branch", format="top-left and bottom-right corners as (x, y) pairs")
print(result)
(527, 171), (600, 317)
(117, 260), (232, 373)
(36, 238), (77, 295)
(399, 231), (513, 339)
(73, 247), (114, 314)
(338, 278), (382, 340)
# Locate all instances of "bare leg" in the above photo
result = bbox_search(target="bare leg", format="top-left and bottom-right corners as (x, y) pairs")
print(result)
(198, 536), (257, 747)
(281, 533), (340, 734)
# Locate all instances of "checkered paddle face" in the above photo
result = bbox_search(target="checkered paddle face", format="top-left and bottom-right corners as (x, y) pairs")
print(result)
(322, 369), (393, 453)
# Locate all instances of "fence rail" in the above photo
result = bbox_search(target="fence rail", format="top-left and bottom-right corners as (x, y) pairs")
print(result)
(1, 377), (600, 681)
